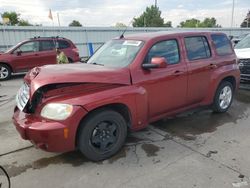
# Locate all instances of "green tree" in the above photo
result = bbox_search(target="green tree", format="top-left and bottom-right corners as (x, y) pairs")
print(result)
(18, 19), (33, 26)
(179, 17), (220, 28)
(115, 22), (127, 27)
(164, 21), (172, 27)
(1, 11), (20, 25)
(179, 18), (200, 28)
(240, 10), (250, 27)
(69, 20), (82, 27)
(132, 5), (171, 27)
(199, 17), (221, 27)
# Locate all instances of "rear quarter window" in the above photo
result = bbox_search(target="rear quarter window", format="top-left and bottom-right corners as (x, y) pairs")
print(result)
(57, 40), (70, 49)
(211, 34), (233, 55)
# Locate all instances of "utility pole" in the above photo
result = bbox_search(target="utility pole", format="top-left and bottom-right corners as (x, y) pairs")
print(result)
(57, 13), (61, 27)
(230, 0), (235, 28)
(155, 0), (157, 7)
(230, 0), (235, 35)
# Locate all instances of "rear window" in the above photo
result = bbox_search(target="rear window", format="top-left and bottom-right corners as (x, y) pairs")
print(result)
(211, 34), (233, 55)
(184, 36), (211, 61)
(57, 40), (70, 49)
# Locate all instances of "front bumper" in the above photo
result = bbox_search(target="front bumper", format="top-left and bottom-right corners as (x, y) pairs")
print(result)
(12, 106), (88, 152)
(239, 59), (250, 82)
(240, 74), (250, 82)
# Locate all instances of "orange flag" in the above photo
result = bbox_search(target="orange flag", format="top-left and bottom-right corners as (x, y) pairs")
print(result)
(48, 9), (53, 20)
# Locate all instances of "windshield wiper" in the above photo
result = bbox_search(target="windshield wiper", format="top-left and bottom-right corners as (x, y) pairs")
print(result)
(90, 62), (104, 66)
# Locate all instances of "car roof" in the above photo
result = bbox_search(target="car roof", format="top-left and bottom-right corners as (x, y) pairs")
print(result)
(123, 31), (226, 41)
(20, 37), (71, 44)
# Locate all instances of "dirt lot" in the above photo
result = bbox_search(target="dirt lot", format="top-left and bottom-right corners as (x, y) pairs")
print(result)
(0, 76), (250, 188)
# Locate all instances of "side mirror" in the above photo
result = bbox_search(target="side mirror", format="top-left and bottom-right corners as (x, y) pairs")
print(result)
(16, 50), (22, 56)
(142, 57), (167, 69)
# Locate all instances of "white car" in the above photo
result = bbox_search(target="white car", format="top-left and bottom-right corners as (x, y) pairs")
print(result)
(234, 34), (250, 82)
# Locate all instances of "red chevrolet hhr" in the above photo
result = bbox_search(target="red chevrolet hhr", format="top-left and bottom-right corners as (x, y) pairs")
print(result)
(13, 31), (240, 161)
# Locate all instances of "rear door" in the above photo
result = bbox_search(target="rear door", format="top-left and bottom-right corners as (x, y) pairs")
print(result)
(38, 40), (57, 66)
(183, 35), (215, 105)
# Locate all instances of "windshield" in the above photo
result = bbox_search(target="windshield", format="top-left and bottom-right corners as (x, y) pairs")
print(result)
(5, 45), (16, 53)
(5, 41), (23, 53)
(235, 34), (250, 49)
(87, 39), (144, 67)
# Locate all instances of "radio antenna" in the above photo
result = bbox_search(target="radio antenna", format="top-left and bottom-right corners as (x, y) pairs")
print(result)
(119, 20), (133, 39)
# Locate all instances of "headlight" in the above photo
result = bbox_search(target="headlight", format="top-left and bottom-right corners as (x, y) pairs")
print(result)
(41, 103), (73, 120)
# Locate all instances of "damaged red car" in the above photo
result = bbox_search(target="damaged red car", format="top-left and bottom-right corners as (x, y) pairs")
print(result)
(13, 31), (240, 161)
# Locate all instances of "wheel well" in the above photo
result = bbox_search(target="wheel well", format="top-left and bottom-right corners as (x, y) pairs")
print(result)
(220, 76), (236, 91)
(0, 62), (13, 72)
(75, 103), (132, 147)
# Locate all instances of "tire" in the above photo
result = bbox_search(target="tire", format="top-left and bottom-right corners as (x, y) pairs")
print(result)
(0, 64), (11, 81)
(212, 81), (233, 113)
(68, 58), (73, 63)
(78, 109), (127, 161)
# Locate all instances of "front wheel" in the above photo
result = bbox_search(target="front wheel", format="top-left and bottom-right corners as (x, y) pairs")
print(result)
(212, 81), (233, 113)
(78, 109), (127, 161)
(0, 64), (11, 81)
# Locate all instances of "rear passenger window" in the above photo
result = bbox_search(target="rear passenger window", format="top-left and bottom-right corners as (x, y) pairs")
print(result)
(184, 36), (211, 61)
(147, 39), (180, 65)
(40, 40), (55, 51)
(211, 34), (233, 55)
(58, 40), (70, 49)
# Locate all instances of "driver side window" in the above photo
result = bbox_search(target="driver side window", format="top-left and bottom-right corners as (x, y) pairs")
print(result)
(146, 39), (180, 64)
(15, 41), (39, 53)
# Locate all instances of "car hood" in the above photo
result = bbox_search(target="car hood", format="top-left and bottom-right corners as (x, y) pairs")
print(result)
(25, 63), (131, 96)
(234, 48), (250, 59)
(0, 53), (8, 59)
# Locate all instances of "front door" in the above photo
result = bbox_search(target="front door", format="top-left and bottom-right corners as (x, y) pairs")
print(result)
(11, 41), (40, 72)
(133, 38), (188, 118)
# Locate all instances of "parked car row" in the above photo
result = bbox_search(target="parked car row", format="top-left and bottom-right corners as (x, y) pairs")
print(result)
(0, 36), (80, 80)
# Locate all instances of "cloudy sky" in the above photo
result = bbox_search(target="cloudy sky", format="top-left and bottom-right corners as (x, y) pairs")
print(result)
(0, 0), (249, 27)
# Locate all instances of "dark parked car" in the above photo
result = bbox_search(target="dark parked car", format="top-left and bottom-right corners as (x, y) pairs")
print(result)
(234, 34), (250, 82)
(0, 36), (80, 80)
(13, 31), (240, 161)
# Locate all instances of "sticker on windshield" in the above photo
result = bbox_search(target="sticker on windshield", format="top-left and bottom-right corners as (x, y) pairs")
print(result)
(123, 40), (142, 46)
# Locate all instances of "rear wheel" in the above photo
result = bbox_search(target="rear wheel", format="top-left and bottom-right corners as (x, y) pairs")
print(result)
(212, 81), (233, 113)
(68, 58), (73, 63)
(78, 109), (127, 161)
(0, 64), (11, 81)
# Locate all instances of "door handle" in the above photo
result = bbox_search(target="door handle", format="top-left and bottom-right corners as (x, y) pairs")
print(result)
(34, 54), (39, 56)
(208, 63), (217, 69)
(172, 70), (184, 76)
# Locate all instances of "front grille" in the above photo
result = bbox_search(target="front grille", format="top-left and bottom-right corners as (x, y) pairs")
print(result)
(16, 83), (30, 111)
(239, 59), (250, 74)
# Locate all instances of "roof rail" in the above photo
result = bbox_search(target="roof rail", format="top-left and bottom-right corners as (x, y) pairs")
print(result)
(31, 36), (66, 40)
